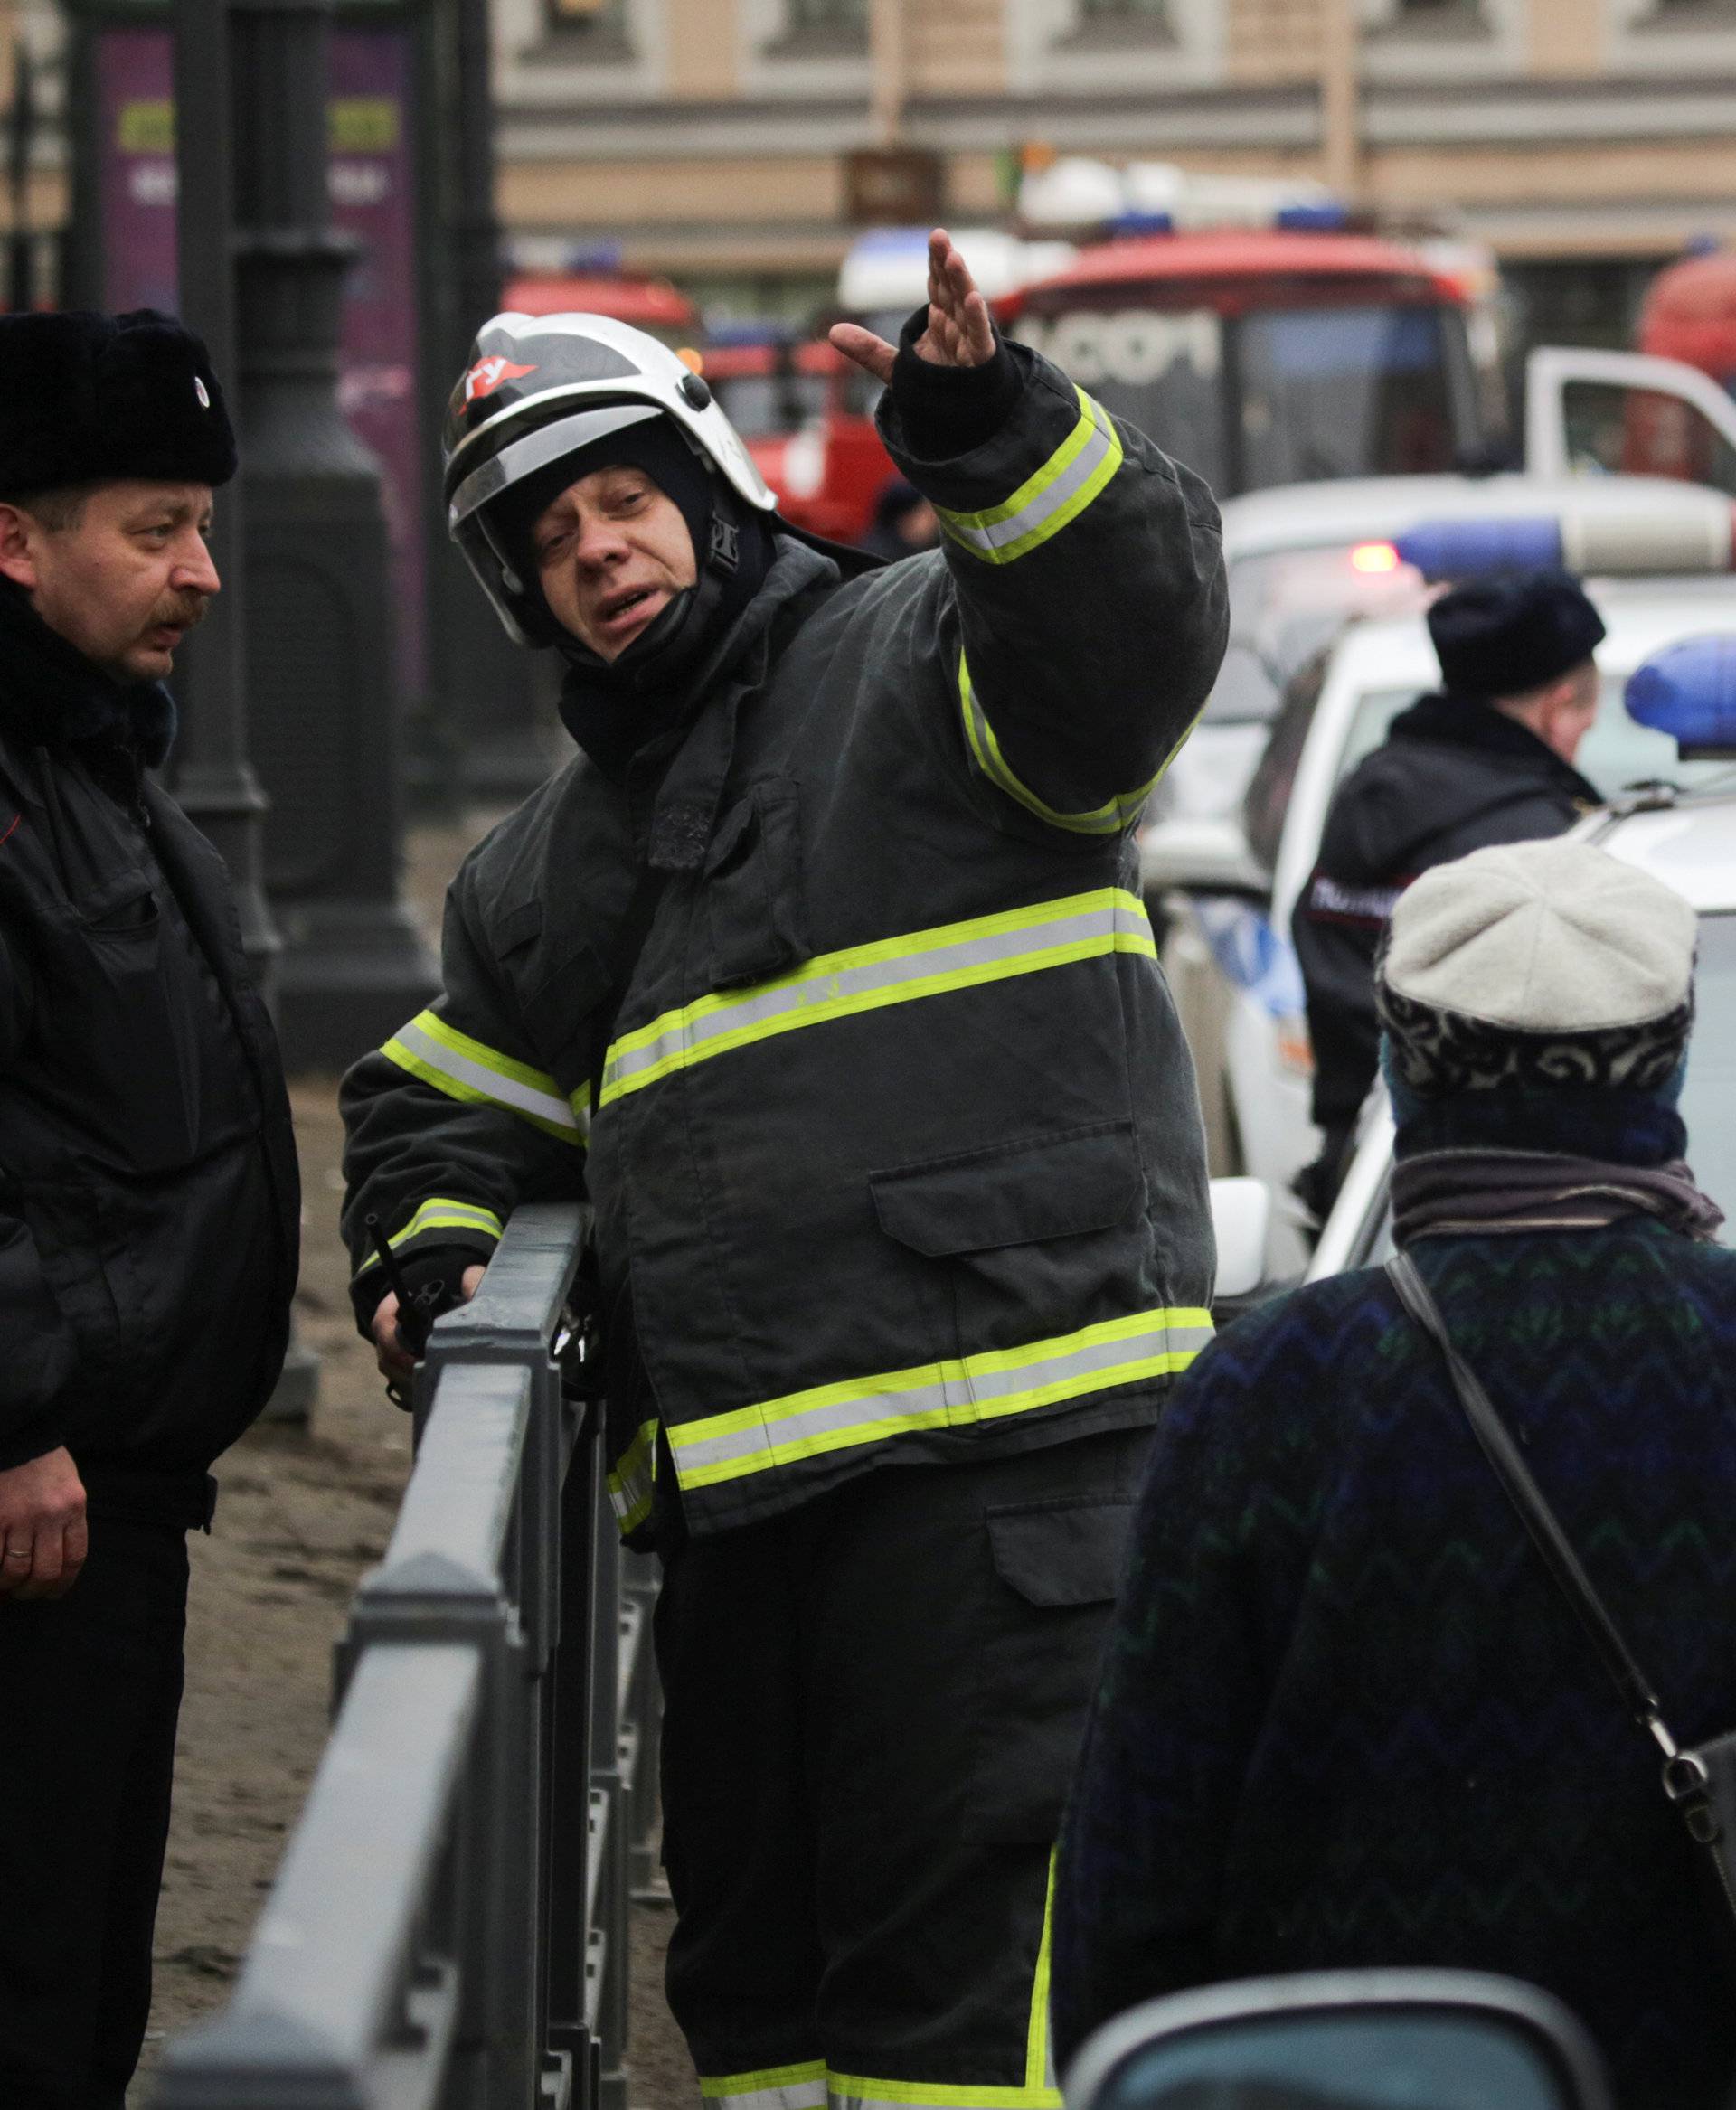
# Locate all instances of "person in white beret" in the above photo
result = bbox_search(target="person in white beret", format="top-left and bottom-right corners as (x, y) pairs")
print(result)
(1053, 838), (1736, 2110)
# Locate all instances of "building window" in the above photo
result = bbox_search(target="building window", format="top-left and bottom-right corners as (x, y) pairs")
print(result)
(1373, 0), (1490, 36)
(1060, 0), (1175, 48)
(766, 0), (870, 55)
(545, 0), (634, 54)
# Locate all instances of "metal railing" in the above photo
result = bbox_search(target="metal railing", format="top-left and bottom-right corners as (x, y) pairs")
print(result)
(154, 1203), (661, 2110)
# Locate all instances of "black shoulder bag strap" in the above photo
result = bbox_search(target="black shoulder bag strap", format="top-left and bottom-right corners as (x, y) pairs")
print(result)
(1386, 1248), (1736, 1929)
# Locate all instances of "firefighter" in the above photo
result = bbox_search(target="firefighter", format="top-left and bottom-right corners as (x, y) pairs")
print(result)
(1292, 568), (1605, 1217)
(341, 231), (1227, 2105)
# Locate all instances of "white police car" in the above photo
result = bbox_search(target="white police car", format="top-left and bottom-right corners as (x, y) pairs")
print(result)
(1307, 640), (1736, 1284)
(1158, 474), (1736, 843)
(1149, 509), (1736, 1225)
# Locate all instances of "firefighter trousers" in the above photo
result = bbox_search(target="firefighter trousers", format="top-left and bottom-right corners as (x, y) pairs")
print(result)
(654, 1421), (1154, 2110)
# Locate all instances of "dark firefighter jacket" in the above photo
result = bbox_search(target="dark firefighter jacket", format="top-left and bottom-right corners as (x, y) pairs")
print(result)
(1293, 691), (1600, 1132)
(0, 582), (299, 1487)
(342, 338), (1230, 1544)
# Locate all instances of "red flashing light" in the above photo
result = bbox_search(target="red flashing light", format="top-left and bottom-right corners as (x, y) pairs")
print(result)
(1350, 542), (1401, 574)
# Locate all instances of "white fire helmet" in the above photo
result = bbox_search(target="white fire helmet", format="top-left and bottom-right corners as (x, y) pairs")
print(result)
(442, 310), (776, 645)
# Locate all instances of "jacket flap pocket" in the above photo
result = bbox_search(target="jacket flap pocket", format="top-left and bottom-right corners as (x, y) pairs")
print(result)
(986, 1497), (1132, 1607)
(869, 1124), (1142, 1258)
(77, 870), (156, 931)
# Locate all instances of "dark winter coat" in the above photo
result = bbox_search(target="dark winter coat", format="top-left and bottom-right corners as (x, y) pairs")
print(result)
(0, 584), (299, 1490)
(1052, 1087), (1736, 2110)
(1293, 692), (1599, 1130)
(342, 335), (1229, 1544)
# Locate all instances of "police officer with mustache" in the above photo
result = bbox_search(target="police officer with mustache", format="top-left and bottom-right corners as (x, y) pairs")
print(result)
(0, 309), (299, 2107)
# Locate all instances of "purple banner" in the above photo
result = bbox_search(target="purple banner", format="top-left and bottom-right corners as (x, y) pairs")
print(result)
(96, 27), (176, 315)
(93, 24), (427, 702)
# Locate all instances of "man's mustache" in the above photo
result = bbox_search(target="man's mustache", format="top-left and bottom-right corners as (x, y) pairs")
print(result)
(148, 594), (211, 634)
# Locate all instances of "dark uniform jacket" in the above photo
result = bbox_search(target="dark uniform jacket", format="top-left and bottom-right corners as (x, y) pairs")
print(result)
(0, 585), (299, 1498)
(342, 339), (1229, 1543)
(1294, 691), (1599, 1134)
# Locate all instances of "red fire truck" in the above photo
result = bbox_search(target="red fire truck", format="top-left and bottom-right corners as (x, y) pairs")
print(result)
(703, 338), (892, 545)
(999, 226), (1496, 495)
(501, 269), (699, 347)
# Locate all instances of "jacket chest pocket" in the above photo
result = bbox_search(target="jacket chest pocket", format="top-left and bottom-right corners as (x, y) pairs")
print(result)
(37, 872), (201, 1174)
(703, 779), (808, 991)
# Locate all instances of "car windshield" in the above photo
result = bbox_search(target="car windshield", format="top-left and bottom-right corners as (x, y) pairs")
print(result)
(1209, 548), (1429, 727)
(1238, 306), (1460, 488)
(1018, 297), (1474, 504)
(1336, 678), (1732, 802)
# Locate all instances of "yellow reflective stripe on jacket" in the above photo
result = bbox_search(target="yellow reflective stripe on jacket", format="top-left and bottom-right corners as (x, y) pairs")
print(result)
(667, 1307), (1212, 1493)
(607, 1417), (659, 1538)
(936, 386), (1123, 567)
(701, 2062), (827, 2110)
(386, 1197), (505, 1251)
(1024, 1850), (1059, 2104)
(382, 1010), (588, 1147)
(958, 654), (1158, 838)
(825, 1856), (1060, 2110)
(599, 888), (1156, 1110)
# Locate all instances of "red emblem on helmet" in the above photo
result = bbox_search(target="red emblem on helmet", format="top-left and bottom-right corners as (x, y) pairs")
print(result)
(464, 355), (537, 404)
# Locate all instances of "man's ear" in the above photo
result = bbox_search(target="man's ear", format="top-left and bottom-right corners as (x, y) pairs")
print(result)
(0, 504), (40, 592)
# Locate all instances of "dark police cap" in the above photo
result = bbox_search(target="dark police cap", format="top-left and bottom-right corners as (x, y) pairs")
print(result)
(1427, 568), (1606, 700)
(0, 308), (237, 499)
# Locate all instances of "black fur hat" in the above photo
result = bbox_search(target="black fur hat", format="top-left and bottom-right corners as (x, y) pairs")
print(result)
(1428, 567), (1606, 701)
(0, 308), (237, 498)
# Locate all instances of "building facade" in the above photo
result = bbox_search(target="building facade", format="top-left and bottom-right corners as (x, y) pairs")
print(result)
(493, 0), (1736, 344)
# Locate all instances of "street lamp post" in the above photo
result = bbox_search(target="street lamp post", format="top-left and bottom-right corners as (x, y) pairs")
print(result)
(172, 0), (318, 1420)
(411, 0), (546, 807)
(226, 0), (439, 1070)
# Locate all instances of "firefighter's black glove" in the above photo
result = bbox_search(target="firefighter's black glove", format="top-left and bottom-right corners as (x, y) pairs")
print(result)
(888, 304), (1021, 461)
(387, 1246), (483, 1356)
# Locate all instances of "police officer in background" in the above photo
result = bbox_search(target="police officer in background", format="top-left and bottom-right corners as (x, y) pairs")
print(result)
(0, 311), (299, 2107)
(344, 232), (1225, 2106)
(1292, 570), (1604, 1215)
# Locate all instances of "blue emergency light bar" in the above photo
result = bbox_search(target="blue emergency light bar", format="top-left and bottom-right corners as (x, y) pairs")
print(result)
(1108, 211), (1175, 237)
(1394, 508), (1735, 585)
(1276, 202), (1351, 231)
(1625, 634), (1736, 759)
(1393, 518), (1561, 581)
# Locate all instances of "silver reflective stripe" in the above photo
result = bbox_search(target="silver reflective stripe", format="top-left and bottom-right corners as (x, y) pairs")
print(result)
(391, 1016), (586, 1140)
(601, 893), (1148, 1106)
(670, 1314), (1215, 1485)
(939, 391), (1120, 566)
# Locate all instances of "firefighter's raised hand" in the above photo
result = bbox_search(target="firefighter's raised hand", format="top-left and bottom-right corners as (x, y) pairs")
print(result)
(830, 228), (997, 385)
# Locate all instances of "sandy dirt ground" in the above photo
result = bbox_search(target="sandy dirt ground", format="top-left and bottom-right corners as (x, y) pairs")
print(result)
(134, 814), (693, 2108)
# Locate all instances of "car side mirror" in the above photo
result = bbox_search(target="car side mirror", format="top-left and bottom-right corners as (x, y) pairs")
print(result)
(1065, 1970), (1612, 2110)
(1210, 1176), (1271, 1305)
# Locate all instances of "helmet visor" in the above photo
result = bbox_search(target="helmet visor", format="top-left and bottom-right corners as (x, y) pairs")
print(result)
(447, 400), (664, 531)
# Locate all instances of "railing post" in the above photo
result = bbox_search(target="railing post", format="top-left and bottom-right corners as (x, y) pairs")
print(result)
(586, 1463), (631, 2110)
(153, 1203), (598, 2110)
